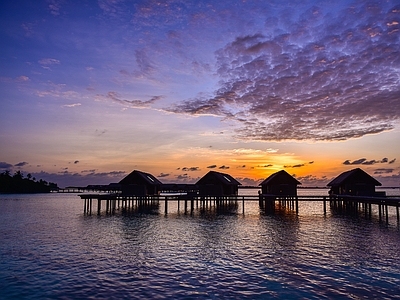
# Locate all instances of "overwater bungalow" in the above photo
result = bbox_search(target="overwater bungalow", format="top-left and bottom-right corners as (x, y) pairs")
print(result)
(196, 171), (241, 196)
(259, 170), (301, 196)
(119, 170), (162, 196)
(327, 168), (383, 197)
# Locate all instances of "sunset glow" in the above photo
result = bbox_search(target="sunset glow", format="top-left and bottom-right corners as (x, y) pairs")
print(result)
(1, 0), (399, 187)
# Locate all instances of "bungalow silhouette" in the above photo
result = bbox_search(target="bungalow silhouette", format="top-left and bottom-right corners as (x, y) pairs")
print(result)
(196, 171), (241, 196)
(327, 168), (382, 197)
(119, 170), (162, 196)
(259, 170), (301, 196)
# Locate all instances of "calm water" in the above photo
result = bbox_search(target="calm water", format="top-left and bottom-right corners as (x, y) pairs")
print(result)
(1, 189), (400, 299)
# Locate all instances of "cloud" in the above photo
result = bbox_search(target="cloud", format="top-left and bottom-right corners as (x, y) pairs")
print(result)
(158, 173), (170, 178)
(343, 158), (396, 165)
(38, 58), (60, 65)
(102, 91), (162, 109)
(0, 76), (30, 83)
(47, 0), (63, 16)
(169, 3), (400, 141)
(74, 160), (79, 164)
(181, 167), (200, 171)
(16, 76), (30, 82)
(81, 169), (97, 173)
(207, 165), (217, 169)
(237, 177), (262, 186)
(219, 165), (230, 170)
(95, 129), (107, 136)
(295, 174), (330, 186)
(0, 162), (13, 169)
(292, 164), (305, 168)
(258, 164), (273, 168)
(15, 162), (29, 167)
(62, 103), (81, 108)
(374, 168), (394, 174)
(284, 161), (314, 168)
(98, 0), (126, 18)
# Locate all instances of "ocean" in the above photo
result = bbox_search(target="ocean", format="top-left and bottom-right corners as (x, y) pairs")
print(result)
(1, 188), (400, 299)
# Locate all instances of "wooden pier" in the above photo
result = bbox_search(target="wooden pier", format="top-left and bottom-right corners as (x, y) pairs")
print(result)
(79, 193), (400, 225)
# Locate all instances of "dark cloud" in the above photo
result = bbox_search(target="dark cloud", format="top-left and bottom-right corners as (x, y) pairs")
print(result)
(181, 167), (200, 172)
(292, 164), (305, 168)
(81, 169), (97, 173)
(284, 162), (315, 168)
(15, 162), (29, 167)
(207, 165), (217, 169)
(219, 165), (229, 169)
(258, 164), (273, 168)
(105, 91), (162, 108)
(74, 160), (79, 164)
(170, 3), (400, 141)
(158, 173), (170, 178)
(343, 157), (396, 165)
(0, 162), (13, 169)
(374, 168), (394, 174)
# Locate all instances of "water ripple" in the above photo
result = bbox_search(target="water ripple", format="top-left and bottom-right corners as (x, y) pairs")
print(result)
(1, 194), (400, 299)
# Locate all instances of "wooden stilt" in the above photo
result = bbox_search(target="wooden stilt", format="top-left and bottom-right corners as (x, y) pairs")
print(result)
(386, 205), (389, 224)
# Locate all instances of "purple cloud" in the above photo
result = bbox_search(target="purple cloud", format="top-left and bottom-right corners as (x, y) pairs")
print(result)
(181, 167), (200, 172)
(158, 173), (170, 178)
(374, 169), (394, 174)
(170, 3), (400, 141)
(15, 162), (29, 167)
(0, 162), (13, 169)
(343, 157), (396, 165)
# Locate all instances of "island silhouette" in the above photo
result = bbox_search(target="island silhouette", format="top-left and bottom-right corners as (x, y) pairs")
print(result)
(0, 171), (58, 193)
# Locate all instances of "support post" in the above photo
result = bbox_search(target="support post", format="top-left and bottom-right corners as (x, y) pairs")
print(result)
(323, 196), (326, 215)
(378, 204), (382, 222)
(386, 205), (389, 224)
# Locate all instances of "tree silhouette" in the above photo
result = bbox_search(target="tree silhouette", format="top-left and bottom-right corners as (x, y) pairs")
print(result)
(0, 171), (58, 193)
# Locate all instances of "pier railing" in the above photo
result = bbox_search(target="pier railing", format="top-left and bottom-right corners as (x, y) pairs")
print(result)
(79, 193), (400, 225)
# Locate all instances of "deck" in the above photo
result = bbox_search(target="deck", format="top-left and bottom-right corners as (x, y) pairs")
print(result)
(79, 193), (400, 225)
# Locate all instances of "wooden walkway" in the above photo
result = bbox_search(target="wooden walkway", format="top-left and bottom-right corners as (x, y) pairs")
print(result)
(79, 194), (400, 224)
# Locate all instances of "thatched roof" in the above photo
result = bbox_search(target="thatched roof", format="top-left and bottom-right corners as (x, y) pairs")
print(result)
(327, 168), (381, 187)
(119, 170), (162, 185)
(196, 171), (241, 186)
(259, 170), (301, 186)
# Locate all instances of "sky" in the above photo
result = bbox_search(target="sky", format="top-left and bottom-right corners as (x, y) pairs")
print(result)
(1, 0), (400, 188)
